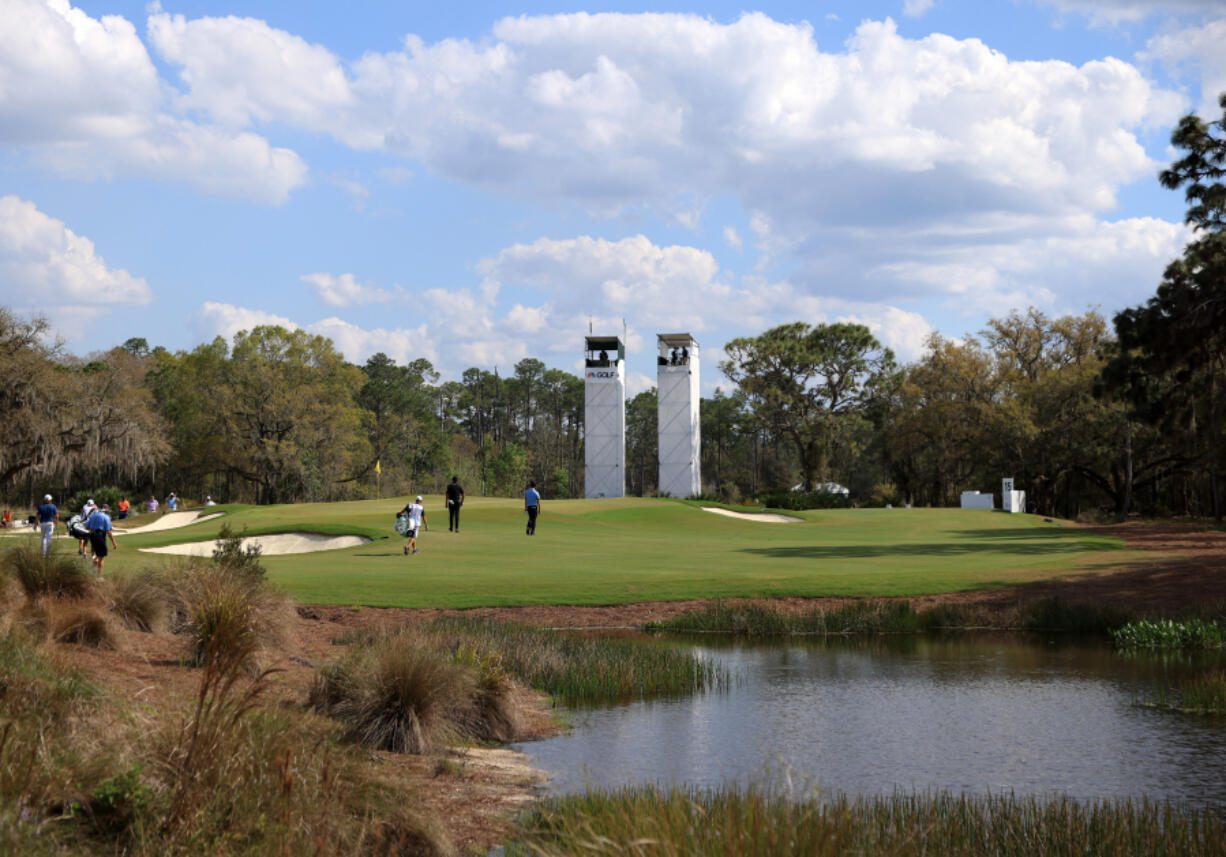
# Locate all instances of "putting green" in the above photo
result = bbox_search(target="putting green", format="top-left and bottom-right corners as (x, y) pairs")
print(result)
(95, 497), (1144, 608)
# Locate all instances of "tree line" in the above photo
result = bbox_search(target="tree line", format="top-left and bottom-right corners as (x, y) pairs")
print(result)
(2, 95), (1222, 521)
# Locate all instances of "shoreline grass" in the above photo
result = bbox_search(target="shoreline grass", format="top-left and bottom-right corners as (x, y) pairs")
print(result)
(647, 597), (1138, 638)
(423, 617), (728, 705)
(1143, 669), (1226, 714)
(509, 785), (1226, 857)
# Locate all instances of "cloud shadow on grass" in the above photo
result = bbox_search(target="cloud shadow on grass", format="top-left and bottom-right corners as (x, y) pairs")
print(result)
(738, 528), (1108, 560)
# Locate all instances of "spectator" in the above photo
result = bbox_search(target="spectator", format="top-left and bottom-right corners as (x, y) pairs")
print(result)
(204, 495), (216, 506)
(116, 497), (130, 520)
(166, 492), (178, 511)
(147, 495), (159, 514)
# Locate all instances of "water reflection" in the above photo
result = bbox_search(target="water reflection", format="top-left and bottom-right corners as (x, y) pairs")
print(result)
(515, 634), (1226, 806)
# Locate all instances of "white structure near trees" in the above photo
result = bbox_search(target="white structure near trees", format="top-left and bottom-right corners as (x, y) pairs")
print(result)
(656, 333), (701, 498)
(1002, 477), (1026, 513)
(583, 335), (625, 499)
(960, 490), (994, 509)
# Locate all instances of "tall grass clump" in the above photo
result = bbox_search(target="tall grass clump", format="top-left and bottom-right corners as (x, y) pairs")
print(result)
(1113, 618), (1226, 650)
(1145, 669), (1226, 714)
(310, 627), (497, 753)
(3, 542), (93, 601)
(649, 601), (976, 637)
(43, 601), (117, 648)
(509, 786), (1226, 857)
(0, 630), (104, 854)
(157, 561), (295, 669)
(103, 571), (166, 632)
(35, 611), (449, 855)
(426, 617), (727, 705)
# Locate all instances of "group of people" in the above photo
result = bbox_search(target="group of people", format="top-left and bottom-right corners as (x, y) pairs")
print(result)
(395, 477), (543, 553)
(28, 489), (209, 575)
(35, 494), (118, 576)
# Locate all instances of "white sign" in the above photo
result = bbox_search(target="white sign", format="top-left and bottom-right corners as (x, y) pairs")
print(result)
(585, 369), (619, 383)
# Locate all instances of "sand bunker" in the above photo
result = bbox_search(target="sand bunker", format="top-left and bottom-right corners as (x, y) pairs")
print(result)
(141, 532), (370, 557)
(701, 507), (802, 523)
(116, 512), (224, 533)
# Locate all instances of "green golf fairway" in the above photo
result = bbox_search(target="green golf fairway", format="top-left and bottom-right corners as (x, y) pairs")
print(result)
(90, 497), (1143, 608)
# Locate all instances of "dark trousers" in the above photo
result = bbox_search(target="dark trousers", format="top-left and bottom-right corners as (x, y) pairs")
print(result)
(526, 505), (538, 534)
(449, 504), (460, 531)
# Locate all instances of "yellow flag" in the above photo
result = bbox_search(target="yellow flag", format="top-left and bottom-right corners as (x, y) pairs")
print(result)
(375, 459), (381, 475)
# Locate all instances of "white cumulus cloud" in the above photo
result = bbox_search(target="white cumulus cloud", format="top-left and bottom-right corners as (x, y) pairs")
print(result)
(0, 195), (152, 312)
(301, 272), (400, 307)
(1142, 18), (1226, 118)
(0, 0), (308, 203)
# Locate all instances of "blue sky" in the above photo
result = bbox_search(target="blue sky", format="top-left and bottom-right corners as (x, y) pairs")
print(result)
(3, 0), (1224, 392)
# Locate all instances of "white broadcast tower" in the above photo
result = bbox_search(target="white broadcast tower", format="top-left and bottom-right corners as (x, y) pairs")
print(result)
(656, 333), (701, 498)
(583, 334), (626, 499)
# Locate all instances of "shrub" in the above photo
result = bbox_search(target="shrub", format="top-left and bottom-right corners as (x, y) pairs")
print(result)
(4, 543), (94, 601)
(311, 628), (478, 753)
(1112, 618), (1226, 649)
(758, 489), (852, 510)
(869, 482), (903, 507)
(64, 487), (127, 517)
(210, 523), (266, 582)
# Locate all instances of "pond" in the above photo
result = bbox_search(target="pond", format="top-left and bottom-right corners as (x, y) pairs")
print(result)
(514, 633), (1226, 806)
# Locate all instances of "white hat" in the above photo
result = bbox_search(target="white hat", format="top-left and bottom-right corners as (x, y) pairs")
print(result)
(87, 498), (94, 504)
(43, 494), (52, 501)
(415, 495), (423, 502)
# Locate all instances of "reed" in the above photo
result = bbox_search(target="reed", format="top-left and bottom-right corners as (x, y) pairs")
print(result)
(1145, 669), (1226, 714)
(648, 600), (977, 637)
(1018, 598), (1135, 635)
(652, 598), (1139, 638)
(425, 617), (728, 705)
(510, 785), (1226, 857)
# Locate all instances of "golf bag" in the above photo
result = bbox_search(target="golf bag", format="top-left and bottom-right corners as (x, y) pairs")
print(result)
(67, 514), (90, 540)
(393, 513), (410, 536)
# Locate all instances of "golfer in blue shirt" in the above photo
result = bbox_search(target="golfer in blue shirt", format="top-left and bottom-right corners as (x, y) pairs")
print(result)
(86, 505), (119, 577)
(36, 494), (58, 556)
(524, 481), (541, 536)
